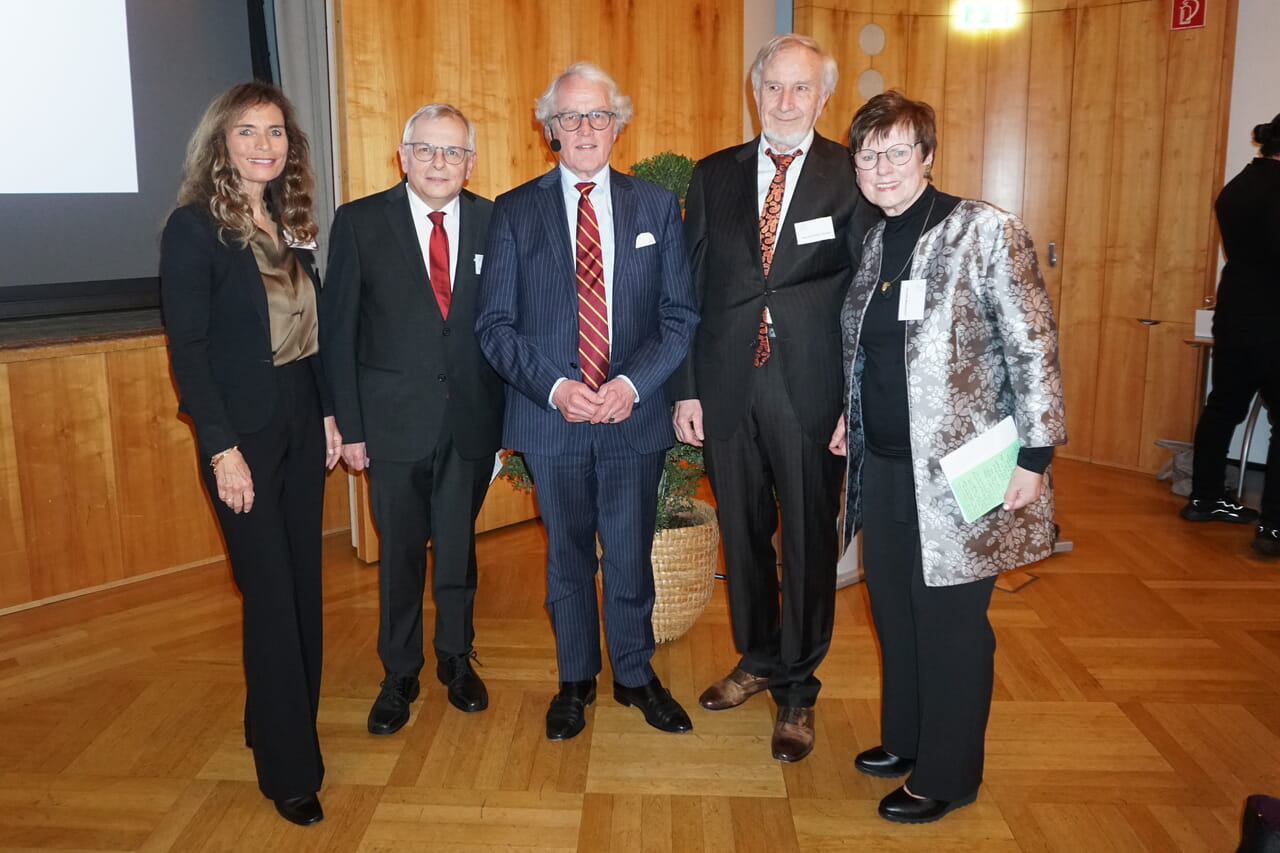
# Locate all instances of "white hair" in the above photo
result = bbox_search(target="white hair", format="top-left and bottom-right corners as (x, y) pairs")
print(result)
(533, 62), (633, 132)
(401, 103), (476, 149)
(749, 33), (838, 99)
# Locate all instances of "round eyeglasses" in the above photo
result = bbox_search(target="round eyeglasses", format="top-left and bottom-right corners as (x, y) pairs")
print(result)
(852, 141), (922, 170)
(550, 110), (617, 132)
(404, 142), (473, 165)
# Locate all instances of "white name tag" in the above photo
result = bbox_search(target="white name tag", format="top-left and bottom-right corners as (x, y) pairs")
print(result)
(898, 279), (926, 321)
(474, 254), (484, 275)
(793, 216), (835, 245)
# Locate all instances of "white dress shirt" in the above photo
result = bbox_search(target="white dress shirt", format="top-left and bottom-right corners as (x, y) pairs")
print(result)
(757, 129), (815, 325)
(406, 188), (460, 290)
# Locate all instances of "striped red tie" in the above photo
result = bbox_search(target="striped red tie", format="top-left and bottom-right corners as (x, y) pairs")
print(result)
(574, 181), (609, 390)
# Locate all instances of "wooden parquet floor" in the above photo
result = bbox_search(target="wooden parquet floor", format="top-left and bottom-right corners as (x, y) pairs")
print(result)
(1, 458), (1278, 851)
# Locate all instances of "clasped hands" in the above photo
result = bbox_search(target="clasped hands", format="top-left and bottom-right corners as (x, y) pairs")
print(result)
(552, 378), (635, 424)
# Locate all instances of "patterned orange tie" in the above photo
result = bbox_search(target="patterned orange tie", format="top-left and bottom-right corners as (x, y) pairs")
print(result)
(756, 148), (799, 367)
(574, 181), (609, 390)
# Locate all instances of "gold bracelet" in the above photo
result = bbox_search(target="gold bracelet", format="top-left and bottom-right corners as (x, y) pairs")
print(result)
(210, 446), (239, 471)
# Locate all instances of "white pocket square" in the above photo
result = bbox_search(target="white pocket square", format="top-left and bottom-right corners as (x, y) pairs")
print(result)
(634, 232), (656, 248)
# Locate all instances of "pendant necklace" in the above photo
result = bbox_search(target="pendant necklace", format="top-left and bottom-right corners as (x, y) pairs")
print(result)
(879, 196), (936, 298)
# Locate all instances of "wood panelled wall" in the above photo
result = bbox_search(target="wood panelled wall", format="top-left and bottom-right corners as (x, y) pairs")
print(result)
(332, 0), (747, 558)
(0, 335), (350, 613)
(797, 0), (1237, 473)
(334, 0), (746, 202)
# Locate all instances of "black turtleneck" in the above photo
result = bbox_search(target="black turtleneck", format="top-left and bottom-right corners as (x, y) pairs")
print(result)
(860, 184), (958, 457)
(858, 184), (1052, 474)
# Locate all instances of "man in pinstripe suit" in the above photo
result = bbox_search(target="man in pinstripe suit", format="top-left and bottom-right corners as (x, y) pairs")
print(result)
(476, 63), (699, 741)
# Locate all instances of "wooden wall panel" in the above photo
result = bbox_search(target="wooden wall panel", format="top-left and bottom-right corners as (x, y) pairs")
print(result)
(0, 336), (351, 613)
(938, 30), (988, 201)
(1055, 2), (1121, 463)
(105, 347), (224, 577)
(0, 365), (31, 609)
(335, 0), (744, 205)
(1021, 8), (1075, 314)
(981, 24), (1030, 216)
(8, 353), (125, 599)
(1138, 321), (1201, 472)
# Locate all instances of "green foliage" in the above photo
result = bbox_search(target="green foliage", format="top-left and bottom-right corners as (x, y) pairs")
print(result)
(629, 151), (696, 208)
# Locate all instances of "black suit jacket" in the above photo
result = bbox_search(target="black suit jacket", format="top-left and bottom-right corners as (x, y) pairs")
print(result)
(160, 203), (330, 461)
(321, 182), (504, 462)
(670, 133), (879, 441)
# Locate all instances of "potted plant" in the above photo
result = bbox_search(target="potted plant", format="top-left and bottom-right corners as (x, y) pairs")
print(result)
(497, 151), (718, 642)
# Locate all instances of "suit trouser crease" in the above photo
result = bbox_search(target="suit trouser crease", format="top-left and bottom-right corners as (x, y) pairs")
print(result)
(1190, 341), (1280, 522)
(524, 434), (662, 687)
(703, 356), (841, 707)
(202, 359), (325, 801)
(860, 449), (996, 802)
(369, 432), (492, 677)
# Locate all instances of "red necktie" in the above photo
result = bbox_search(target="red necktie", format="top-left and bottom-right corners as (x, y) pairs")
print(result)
(427, 210), (451, 319)
(574, 181), (609, 390)
(755, 148), (799, 367)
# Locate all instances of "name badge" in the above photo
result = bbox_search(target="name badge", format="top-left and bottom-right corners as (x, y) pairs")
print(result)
(793, 216), (835, 245)
(898, 279), (926, 321)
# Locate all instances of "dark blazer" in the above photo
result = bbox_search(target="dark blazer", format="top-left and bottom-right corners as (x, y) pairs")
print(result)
(1213, 156), (1280, 345)
(321, 182), (504, 463)
(160, 203), (330, 460)
(669, 133), (879, 441)
(476, 168), (698, 455)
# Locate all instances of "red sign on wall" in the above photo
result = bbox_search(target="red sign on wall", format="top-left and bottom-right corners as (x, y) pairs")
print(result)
(1171, 0), (1206, 30)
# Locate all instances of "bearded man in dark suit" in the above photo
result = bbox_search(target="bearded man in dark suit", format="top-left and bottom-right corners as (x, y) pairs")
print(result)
(322, 103), (504, 735)
(670, 34), (879, 762)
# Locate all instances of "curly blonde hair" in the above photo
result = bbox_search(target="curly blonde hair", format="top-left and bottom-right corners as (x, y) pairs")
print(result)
(177, 82), (317, 247)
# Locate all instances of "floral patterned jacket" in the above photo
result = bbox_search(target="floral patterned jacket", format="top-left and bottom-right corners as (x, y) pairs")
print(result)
(840, 200), (1068, 586)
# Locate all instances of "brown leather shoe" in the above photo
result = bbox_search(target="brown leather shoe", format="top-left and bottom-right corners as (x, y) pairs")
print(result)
(771, 705), (814, 762)
(698, 668), (770, 710)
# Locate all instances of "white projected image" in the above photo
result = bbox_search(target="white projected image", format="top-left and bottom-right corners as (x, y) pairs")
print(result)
(0, 0), (138, 194)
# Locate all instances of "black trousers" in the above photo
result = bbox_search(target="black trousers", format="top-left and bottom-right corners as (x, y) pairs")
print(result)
(703, 357), (843, 707)
(1191, 341), (1280, 523)
(861, 449), (997, 802)
(201, 359), (325, 801)
(368, 431), (492, 678)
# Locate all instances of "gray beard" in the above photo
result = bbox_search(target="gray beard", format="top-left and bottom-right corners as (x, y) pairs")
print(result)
(763, 128), (807, 150)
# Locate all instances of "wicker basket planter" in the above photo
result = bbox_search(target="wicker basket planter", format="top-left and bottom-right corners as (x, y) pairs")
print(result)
(650, 499), (719, 643)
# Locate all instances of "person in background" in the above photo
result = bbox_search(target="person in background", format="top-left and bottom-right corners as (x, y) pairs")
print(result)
(831, 90), (1066, 823)
(476, 62), (699, 743)
(322, 103), (503, 736)
(1181, 112), (1280, 557)
(160, 81), (341, 827)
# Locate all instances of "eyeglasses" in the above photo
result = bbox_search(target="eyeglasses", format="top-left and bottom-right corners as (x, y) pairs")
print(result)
(403, 142), (473, 165)
(852, 141), (922, 170)
(550, 110), (617, 132)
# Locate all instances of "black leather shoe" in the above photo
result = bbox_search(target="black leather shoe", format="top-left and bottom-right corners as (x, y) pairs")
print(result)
(437, 651), (488, 713)
(878, 785), (977, 824)
(274, 793), (323, 826)
(546, 678), (596, 740)
(613, 677), (693, 733)
(367, 675), (420, 735)
(854, 745), (916, 778)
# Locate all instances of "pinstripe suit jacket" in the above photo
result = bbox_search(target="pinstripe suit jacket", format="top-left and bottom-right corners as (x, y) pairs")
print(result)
(476, 167), (698, 454)
(669, 134), (879, 442)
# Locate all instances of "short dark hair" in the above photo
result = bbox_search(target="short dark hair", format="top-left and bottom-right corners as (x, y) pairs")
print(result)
(1253, 113), (1280, 158)
(847, 90), (938, 162)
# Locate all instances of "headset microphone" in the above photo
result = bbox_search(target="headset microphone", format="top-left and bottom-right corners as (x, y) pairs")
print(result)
(549, 128), (562, 153)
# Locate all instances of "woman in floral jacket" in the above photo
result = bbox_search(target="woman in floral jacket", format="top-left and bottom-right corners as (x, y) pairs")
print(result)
(829, 91), (1067, 824)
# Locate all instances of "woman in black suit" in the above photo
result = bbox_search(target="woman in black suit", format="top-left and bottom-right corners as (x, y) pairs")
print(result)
(1182, 112), (1280, 556)
(160, 82), (341, 826)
